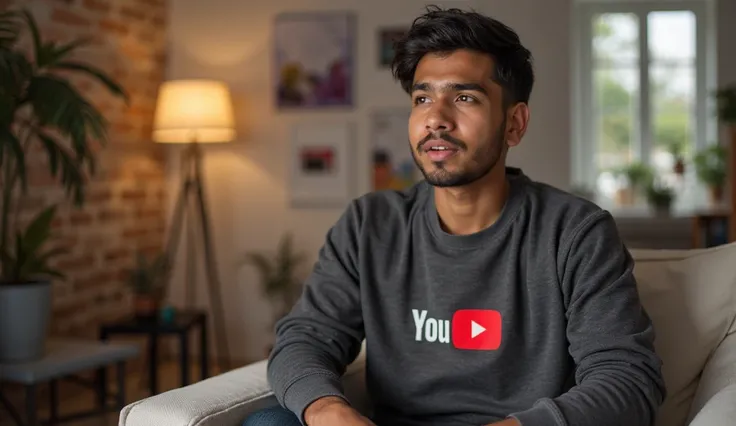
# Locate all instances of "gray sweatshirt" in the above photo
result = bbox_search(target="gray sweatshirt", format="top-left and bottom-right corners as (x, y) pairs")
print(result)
(268, 168), (666, 426)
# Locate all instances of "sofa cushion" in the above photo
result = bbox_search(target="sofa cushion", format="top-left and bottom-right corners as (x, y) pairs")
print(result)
(630, 242), (736, 426)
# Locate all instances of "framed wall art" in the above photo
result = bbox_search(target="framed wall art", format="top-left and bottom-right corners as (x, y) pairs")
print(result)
(377, 27), (408, 68)
(289, 122), (355, 207)
(274, 11), (356, 109)
(370, 108), (421, 191)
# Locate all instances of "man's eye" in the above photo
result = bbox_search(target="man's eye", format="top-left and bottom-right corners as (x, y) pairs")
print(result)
(414, 96), (428, 105)
(458, 95), (474, 102)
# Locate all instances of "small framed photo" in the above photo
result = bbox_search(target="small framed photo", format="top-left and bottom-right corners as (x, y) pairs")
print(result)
(377, 27), (408, 68)
(289, 122), (355, 207)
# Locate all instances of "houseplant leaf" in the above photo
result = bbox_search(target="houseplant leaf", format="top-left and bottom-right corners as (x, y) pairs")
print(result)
(0, 50), (32, 121)
(35, 130), (86, 202)
(35, 130), (60, 177)
(242, 252), (275, 285)
(18, 9), (42, 65)
(37, 38), (90, 69)
(0, 128), (26, 189)
(52, 61), (129, 103)
(21, 205), (56, 256)
(0, 10), (20, 50)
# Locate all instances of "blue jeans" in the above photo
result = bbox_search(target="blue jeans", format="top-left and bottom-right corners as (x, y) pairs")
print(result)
(242, 405), (302, 426)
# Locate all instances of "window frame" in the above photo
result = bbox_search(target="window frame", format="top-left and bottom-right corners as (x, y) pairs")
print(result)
(571, 0), (717, 202)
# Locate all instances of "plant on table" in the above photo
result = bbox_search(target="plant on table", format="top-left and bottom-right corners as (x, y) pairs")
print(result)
(0, 8), (127, 361)
(240, 232), (307, 348)
(644, 179), (675, 216)
(125, 251), (172, 319)
(693, 144), (727, 205)
(612, 162), (654, 206)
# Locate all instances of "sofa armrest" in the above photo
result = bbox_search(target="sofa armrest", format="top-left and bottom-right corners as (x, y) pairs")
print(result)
(687, 329), (736, 425)
(119, 349), (368, 426)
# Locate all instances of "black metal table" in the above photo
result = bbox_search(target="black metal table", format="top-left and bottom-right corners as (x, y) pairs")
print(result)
(99, 310), (208, 395)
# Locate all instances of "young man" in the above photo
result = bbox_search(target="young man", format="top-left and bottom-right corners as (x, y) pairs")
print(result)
(244, 6), (666, 426)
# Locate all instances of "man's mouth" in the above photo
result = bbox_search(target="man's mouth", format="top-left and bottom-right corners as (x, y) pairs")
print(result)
(422, 140), (459, 161)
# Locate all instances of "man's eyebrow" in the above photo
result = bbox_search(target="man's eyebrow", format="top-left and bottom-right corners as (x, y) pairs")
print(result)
(411, 82), (489, 95)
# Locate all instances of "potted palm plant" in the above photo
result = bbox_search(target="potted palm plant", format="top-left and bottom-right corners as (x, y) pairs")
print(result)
(0, 9), (127, 361)
(240, 233), (307, 355)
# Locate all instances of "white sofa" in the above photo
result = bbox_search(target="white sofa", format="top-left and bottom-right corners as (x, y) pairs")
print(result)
(119, 242), (736, 426)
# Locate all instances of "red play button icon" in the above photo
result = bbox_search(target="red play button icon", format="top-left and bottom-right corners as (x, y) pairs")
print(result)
(451, 309), (502, 350)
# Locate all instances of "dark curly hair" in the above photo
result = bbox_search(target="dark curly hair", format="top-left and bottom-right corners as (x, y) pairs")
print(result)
(391, 5), (534, 107)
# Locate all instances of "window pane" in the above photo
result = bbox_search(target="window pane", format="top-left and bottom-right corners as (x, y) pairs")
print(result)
(650, 65), (695, 174)
(594, 68), (639, 173)
(593, 13), (639, 67)
(648, 11), (695, 64)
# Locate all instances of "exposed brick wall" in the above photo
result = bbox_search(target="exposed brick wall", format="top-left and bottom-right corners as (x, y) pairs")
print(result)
(4, 0), (169, 337)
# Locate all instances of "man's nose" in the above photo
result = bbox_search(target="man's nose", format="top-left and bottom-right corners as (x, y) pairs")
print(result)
(425, 105), (454, 133)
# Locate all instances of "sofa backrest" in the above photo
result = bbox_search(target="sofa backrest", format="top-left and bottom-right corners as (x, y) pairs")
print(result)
(630, 242), (736, 426)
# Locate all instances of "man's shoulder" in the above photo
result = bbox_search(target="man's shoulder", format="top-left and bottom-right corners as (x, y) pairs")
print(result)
(355, 180), (430, 214)
(522, 177), (611, 232)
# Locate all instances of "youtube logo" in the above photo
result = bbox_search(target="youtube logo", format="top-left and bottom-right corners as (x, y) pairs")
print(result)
(451, 309), (502, 350)
(411, 308), (502, 351)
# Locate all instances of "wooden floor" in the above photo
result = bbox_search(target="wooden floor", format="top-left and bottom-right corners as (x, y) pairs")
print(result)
(0, 360), (228, 426)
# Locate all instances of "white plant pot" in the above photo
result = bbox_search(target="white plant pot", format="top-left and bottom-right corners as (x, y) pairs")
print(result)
(0, 280), (52, 363)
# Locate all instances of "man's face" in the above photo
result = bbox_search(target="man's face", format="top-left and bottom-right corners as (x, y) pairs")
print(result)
(408, 49), (507, 187)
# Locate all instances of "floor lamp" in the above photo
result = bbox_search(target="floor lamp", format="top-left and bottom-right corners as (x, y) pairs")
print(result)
(152, 79), (234, 371)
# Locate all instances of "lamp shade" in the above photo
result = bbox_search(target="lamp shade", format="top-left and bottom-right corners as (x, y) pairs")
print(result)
(152, 79), (236, 143)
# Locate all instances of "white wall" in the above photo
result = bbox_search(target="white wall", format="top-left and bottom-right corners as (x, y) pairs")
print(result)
(165, 0), (734, 364)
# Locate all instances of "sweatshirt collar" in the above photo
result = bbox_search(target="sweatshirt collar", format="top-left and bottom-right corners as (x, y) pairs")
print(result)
(424, 167), (528, 250)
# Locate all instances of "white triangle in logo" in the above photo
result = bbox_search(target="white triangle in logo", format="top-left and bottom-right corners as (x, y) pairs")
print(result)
(471, 320), (486, 339)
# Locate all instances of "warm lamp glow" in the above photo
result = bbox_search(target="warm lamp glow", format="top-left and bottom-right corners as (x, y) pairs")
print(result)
(152, 79), (236, 143)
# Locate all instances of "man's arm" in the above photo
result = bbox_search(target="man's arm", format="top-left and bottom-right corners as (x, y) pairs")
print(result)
(267, 202), (366, 424)
(508, 210), (666, 426)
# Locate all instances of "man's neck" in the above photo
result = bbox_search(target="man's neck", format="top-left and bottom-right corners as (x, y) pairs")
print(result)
(433, 167), (510, 236)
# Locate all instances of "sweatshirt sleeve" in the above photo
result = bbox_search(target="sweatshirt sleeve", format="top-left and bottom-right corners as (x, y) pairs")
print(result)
(266, 201), (365, 424)
(509, 210), (666, 426)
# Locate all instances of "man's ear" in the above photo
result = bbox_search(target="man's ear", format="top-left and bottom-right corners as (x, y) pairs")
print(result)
(506, 103), (530, 148)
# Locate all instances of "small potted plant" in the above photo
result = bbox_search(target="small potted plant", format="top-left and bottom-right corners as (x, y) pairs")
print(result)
(125, 252), (171, 320)
(693, 144), (727, 205)
(613, 162), (654, 206)
(644, 181), (675, 217)
(715, 85), (736, 125)
(667, 141), (686, 176)
(240, 232), (306, 356)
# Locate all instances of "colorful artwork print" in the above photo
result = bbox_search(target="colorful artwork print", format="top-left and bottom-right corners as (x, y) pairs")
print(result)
(300, 147), (335, 174)
(274, 12), (355, 108)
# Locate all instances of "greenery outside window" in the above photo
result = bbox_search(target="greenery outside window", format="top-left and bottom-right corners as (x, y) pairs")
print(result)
(572, 1), (717, 213)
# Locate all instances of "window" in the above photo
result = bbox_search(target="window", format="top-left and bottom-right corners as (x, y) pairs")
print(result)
(573, 1), (716, 211)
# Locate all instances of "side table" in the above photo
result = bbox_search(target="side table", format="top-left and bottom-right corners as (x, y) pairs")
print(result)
(99, 309), (208, 395)
(0, 339), (138, 426)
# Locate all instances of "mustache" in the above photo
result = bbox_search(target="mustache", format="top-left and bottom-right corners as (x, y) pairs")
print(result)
(417, 132), (467, 151)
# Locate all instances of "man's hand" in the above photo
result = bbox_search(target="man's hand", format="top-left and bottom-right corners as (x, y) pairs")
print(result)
(304, 396), (376, 426)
